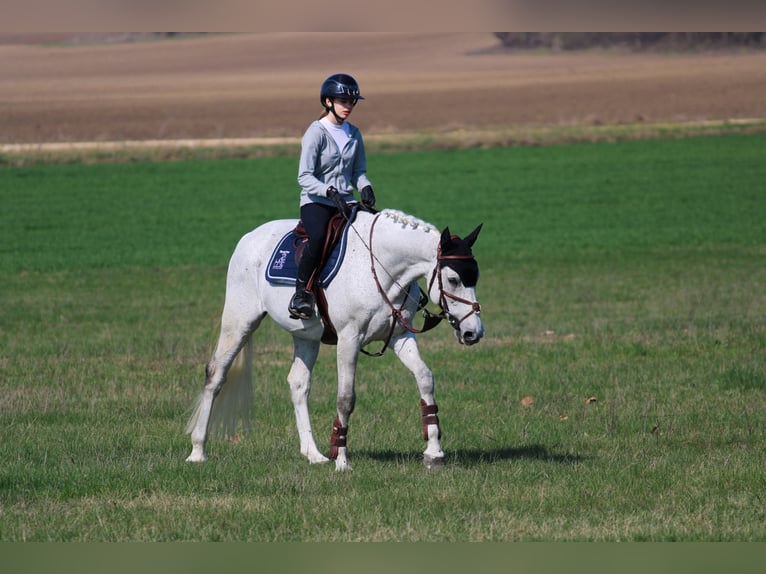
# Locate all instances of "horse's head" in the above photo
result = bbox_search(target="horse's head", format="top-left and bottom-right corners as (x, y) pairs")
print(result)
(429, 224), (484, 346)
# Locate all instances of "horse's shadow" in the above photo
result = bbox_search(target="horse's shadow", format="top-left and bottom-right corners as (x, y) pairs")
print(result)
(358, 444), (587, 467)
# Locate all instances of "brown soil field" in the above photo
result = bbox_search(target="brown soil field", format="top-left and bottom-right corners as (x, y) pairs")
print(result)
(1, 33), (765, 149)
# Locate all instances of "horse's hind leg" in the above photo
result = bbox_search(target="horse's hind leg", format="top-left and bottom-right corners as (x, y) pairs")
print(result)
(186, 307), (264, 463)
(392, 333), (445, 468)
(289, 337), (329, 464)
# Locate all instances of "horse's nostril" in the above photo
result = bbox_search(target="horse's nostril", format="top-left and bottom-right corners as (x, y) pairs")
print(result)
(461, 329), (483, 345)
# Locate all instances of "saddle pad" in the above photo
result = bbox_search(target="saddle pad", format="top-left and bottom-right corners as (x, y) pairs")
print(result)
(265, 223), (351, 287)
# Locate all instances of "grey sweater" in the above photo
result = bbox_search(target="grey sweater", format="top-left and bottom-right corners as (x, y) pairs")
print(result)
(297, 120), (373, 207)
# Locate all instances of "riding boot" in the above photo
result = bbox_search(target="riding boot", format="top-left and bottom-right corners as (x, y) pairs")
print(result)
(288, 278), (316, 320)
(288, 250), (319, 320)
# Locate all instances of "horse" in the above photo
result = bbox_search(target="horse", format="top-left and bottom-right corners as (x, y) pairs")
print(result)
(185, 207), (484, 471)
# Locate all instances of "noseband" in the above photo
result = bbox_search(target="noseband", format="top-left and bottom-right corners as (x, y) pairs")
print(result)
(364, 213), (481, 356)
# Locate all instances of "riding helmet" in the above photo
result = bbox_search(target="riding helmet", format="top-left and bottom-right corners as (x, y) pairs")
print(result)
(320, 73), (364, 108)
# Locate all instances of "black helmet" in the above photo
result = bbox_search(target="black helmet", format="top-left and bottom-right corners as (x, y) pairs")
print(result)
(320, 73), (364, 108)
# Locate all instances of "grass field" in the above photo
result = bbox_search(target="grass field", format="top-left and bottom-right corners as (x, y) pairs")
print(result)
(1, 134), (765, 541)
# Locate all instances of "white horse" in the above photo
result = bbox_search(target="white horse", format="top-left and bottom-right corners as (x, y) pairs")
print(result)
(186, 207), (484, 471)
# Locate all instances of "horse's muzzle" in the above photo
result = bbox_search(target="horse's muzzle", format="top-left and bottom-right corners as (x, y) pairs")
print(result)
(457, 326), (483, 346)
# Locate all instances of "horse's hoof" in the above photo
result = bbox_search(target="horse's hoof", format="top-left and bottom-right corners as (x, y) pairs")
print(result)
(423, 454), (446, 470)
(308, 454), (331, 464)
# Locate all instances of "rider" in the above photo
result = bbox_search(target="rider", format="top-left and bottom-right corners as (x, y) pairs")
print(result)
(288, 73), (377, 320)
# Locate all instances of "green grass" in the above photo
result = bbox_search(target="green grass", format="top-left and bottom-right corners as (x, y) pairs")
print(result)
(1, 134), (765, 540)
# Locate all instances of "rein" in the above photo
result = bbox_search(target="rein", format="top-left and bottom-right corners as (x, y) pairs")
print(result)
(362, 212), (480, 357)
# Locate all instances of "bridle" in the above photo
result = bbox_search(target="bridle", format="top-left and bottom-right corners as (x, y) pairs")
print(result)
(363, 212), (481, 356)
(427, 245), (482, 331)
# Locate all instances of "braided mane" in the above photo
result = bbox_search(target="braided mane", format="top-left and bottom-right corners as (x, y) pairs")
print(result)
(380, 209), (437, 234)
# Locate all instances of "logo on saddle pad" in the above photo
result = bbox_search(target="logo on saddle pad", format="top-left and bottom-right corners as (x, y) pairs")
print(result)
(272, 249), (290, 271)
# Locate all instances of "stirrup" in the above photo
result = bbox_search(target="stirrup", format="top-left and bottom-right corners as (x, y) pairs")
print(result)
(289, 290), (315, 320)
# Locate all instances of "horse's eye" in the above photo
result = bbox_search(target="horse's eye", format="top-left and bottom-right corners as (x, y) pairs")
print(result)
(448, 276), (460, 288)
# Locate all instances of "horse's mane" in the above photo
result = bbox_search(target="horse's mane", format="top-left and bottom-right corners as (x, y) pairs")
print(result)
(379, 209), (438, 234)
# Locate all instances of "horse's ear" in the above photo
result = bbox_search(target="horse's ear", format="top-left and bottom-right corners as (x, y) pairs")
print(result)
(464, 223), (483, 247)
(440, 227), (452, 248)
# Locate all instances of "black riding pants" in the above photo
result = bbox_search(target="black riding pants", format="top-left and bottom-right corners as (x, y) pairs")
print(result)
(297, 202), (338, 284)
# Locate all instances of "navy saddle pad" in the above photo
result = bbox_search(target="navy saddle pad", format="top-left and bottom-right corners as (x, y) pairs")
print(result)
(265, 221), (351, 287)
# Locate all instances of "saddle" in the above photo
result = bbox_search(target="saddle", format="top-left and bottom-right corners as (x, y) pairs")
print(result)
(266, 206), (360, 344)
(296, 212), (350, 290)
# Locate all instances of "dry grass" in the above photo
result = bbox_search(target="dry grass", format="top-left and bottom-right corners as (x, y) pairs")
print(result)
(3, 118), (765, 167)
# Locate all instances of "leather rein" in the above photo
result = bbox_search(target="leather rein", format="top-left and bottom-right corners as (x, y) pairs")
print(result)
(363, 212), (481, 357)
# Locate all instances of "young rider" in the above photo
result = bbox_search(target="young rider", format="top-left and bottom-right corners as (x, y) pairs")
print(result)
(288, 73), (376, 320)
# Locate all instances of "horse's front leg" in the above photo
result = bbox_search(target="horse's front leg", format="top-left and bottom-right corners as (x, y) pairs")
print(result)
(289, 337), (329, 464)
(392, 332), (445, 468)
(331, 337), (360, 472)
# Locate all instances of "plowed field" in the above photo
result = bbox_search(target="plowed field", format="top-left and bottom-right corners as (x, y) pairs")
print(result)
(2, 33), (765, 146)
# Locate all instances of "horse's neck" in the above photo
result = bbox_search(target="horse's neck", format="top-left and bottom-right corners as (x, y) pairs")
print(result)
(369, 212), (439, 288)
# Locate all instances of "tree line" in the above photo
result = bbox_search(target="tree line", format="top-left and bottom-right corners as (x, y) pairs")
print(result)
(494, 33), (765, 51)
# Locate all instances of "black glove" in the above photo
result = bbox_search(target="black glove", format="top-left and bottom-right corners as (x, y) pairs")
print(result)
(360, 185), (376, 208)
(326, 186), (350, 216)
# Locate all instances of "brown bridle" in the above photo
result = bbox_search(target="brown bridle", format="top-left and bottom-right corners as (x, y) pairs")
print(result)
(363, 213), (481, 356)
(427, 246), (482, 331)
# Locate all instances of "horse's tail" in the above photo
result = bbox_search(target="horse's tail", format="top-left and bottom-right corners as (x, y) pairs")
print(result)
(185, 335), (255, 439)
